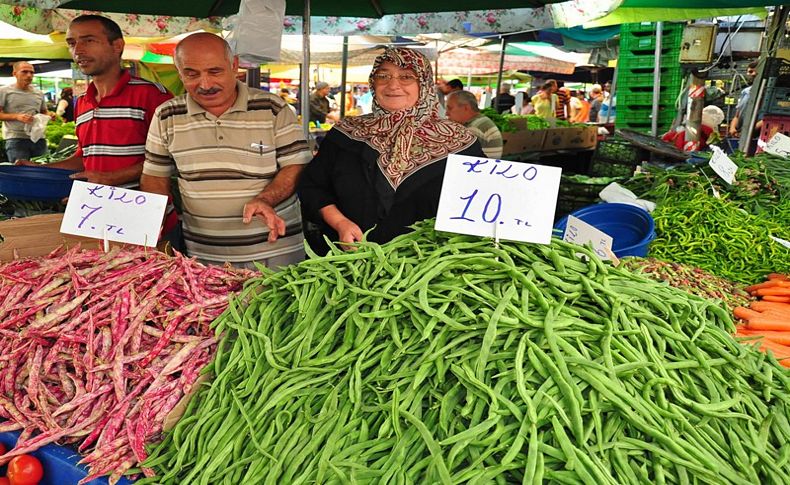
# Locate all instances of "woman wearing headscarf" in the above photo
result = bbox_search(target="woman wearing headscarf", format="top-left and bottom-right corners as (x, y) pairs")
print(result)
(298, 48), (484, 252)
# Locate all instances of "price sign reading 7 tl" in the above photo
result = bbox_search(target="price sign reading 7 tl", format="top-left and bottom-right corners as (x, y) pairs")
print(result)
(435, 155), (562, 244)
(60, 181), (168, 247)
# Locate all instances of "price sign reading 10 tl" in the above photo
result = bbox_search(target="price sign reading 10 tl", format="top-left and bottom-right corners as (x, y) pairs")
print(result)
(435, 155), (562, 244)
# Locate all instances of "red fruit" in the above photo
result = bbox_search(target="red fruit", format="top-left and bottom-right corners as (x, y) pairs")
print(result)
(7, 455), (44, 485)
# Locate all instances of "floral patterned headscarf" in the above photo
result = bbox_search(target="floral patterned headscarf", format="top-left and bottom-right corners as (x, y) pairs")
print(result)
(333, 47), (476, 189)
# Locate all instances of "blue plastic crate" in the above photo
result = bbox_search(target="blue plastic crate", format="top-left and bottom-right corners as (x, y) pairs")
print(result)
(0, 431), (135, 485)
(0, 165), (76, 201)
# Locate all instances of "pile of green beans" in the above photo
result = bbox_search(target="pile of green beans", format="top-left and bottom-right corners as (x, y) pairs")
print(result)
(648, 191), (790, 284)
(138, 222), (790, 485)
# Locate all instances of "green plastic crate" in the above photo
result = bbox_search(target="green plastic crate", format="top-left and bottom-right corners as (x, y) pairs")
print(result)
(618, 91), (677, 106)
(620, 22), (684, 35)
(618, 53), (681, 70)
(620, 30), (683, 54)
(617, 106), (676, 125)
(617, 69), (684, 89)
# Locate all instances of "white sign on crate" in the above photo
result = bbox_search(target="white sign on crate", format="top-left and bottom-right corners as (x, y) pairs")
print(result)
(562, 215), (617, 262)
(60, 181), (167, 247)
(764, 132), (790, 158)
(435, 155), (562, 244)
(708, 146), (738, 185)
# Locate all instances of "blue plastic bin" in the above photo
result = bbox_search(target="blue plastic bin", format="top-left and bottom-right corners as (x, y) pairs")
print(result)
(0, 165), (76, 201)
(0, 431), (134, 485)
(554, 203), (656, 257)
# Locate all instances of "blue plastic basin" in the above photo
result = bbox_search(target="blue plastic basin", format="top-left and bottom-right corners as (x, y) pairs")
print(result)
(0, 431), (134, 484)
(554, 203), (656, 258)
(0, 165), (77, 201)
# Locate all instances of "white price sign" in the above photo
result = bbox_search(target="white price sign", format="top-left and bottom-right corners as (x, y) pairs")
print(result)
(562, 215), (616, 261)
(708, 146), (738, 185)
(60, 181), (167, 247)
(764, 132), (790, 158)
(435, 155), (561, 244)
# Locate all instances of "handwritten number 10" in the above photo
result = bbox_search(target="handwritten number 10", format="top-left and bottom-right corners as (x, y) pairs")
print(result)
(452, 189), (502, 223)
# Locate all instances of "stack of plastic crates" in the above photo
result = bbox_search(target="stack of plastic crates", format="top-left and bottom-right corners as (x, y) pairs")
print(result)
(555, 174), (624, 221)
(589, 138), (647, 177)
(616, 22), (684, 134)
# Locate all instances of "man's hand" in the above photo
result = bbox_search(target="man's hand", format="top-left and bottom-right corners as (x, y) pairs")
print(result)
(69, 170), (115, 185)
(14, 159), (36, 166)
(242, 198), (286, 242)
(335, 218), (363, 250)
(16, 113), (33, 123)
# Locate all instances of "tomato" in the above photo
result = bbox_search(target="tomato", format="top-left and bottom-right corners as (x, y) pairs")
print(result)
(7, 455), (43, 485)
(0, 478), (10, 485)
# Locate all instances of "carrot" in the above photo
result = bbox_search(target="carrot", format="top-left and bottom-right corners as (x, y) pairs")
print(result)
(768, 273), (789, 281)
(737, 329), (790, 346)
(746, 280), (790, 293)
(733, 306), (763, 322)
(756, 338), (790, 359)
(750, 301), (790, 314)
(746, 315), (790, 332)
(762, 295), (790, 303)
(756, 288), (790, 297)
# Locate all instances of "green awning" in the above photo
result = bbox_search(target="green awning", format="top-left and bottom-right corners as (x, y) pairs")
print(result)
(586, 0), (770, 27)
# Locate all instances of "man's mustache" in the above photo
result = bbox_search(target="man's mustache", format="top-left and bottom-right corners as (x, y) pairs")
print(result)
(197, 87), (220, 95)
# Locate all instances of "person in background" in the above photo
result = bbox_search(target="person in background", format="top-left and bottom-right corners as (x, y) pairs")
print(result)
(17, 15), (172, 188)
(356, 85), (373, 114)
(0, 61), (49, 162)
(570, 90), (590, 123)
(531, 81), (558, 119)
(551, 81), (570, 120)
(447, 79), (464, 93)
(729, 61), (759, 138)
(446, 90), (503, 159)
(298, 47), (484, 253)
(492, 83), (516, 114)
(603, 81), (612, 101)
(512, 95), (534, 115)
(55, 87), (75, 122)
(588, 85), (604, 122)
(309, 81), (331, 125)
(140, 33), (311, 268)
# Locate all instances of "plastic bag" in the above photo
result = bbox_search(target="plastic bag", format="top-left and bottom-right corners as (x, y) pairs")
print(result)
(224, 0), (285, 64)
(599, 182), (656, 213)
(25, 113), (50, 143)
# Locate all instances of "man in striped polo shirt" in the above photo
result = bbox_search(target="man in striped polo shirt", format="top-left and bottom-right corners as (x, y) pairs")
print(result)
(19, 15), (172, 189)
(445, 90), (503, 159)
(140, 33), (311, 269)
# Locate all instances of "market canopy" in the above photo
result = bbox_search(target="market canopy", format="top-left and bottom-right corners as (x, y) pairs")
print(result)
(585, 0), (770, 27)
(0, 1), (619, 36)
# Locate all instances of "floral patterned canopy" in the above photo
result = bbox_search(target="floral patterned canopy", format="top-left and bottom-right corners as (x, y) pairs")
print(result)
(0, 1), (619, 37)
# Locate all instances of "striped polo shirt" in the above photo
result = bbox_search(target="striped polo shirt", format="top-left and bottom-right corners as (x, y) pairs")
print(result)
(466, 114), (503, 159)
(142, 82), (311, 267)
(76, 70), (172, 175)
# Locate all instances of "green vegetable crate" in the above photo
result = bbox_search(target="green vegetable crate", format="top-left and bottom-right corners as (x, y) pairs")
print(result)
(589, 139), (646, 177)
(556, 174), (622, 219)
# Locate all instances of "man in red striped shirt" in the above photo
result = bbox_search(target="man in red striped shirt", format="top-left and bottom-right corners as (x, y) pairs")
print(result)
(18, 15), (172, 188)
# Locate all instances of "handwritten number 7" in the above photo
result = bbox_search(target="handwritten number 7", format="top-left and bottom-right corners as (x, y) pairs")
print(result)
(77, 204), (102, 229)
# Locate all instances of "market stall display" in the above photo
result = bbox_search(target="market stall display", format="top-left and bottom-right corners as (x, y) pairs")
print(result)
(733, 273), (790, 366)
(0, 247), (252, 484)
(139, 221), (789, 484)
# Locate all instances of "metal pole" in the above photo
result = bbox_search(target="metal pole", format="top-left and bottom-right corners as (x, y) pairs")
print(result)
(651, 22), (663, 136)
(603, 64), (618, 124)
(300, 0), (311, 140)
(741, 5), (788, 154)
(340, 36), (348, 119)
(495, 36), (506, 112)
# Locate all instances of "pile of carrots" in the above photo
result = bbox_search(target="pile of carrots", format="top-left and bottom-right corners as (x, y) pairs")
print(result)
(733, 273), (790, 367)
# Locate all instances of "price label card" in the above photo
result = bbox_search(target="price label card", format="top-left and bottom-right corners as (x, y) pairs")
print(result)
(60, 181), (167, 247)
(708, 146), (738, 185)
(435, 155), (562, 244)
(563, 215), (616, 261)
(764, 132), (790, 158)
(770, 235), (790, 249)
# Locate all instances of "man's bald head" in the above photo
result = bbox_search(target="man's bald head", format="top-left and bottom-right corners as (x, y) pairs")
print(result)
(174, 33), (234, 70)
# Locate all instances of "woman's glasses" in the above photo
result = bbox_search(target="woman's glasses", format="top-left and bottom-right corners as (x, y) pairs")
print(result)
(372, 73), (419, 85)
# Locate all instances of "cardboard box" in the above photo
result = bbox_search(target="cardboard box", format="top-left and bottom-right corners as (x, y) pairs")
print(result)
(542, 128), (568, 150)
(0, 214), (104, 261)
(501, 129), (546, 156)
(560, 126), (598, 150)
